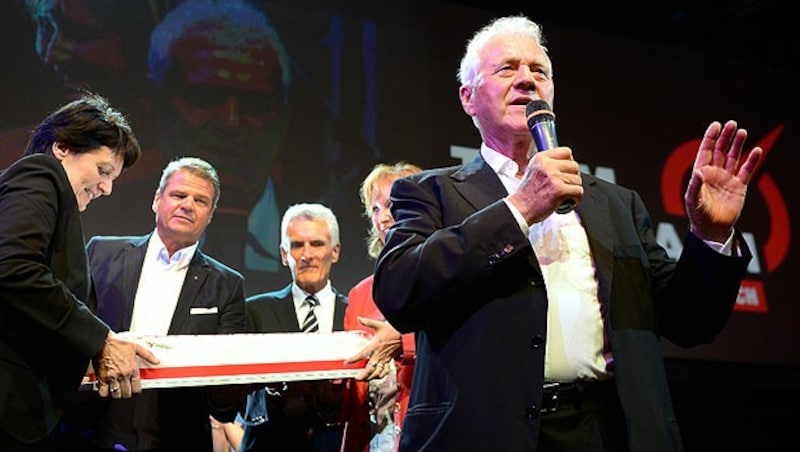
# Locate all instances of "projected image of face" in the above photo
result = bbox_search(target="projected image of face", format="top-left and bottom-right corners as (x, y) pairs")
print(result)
(149, 0), (290, 213)
(26, 0), (151, 96)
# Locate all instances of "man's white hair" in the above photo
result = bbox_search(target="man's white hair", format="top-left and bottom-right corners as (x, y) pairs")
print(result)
(280, 203), (340, 250)
(457, 15), (550, 88)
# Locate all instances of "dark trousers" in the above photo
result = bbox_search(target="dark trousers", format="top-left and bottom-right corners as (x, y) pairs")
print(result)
(537, 380), (628, 452)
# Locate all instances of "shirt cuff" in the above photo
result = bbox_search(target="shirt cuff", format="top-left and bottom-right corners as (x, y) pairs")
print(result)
(702, 230), (736, 256)
(503, 198), (529, 235)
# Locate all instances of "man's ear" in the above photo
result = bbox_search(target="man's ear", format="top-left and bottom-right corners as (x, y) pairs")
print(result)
(280, 247), (289, 266)
(151, 189), (160, 213)
(459, 85), (474, 115)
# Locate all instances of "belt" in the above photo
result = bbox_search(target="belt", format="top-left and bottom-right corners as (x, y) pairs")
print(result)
(541, 380), (613, 413)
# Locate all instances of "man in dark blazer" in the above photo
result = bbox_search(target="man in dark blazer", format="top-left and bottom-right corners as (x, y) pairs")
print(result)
(60, 157), (246, 451)
(372, 15), (763, 452)
(241, 203), (348, 452)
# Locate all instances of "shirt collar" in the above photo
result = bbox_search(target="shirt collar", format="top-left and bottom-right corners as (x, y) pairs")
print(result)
(481, 143), (520, 179)
(149, 230), (198, 268)
(292, 281), (333, 309)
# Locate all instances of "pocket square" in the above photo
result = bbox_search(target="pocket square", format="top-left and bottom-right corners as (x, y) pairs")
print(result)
(189, 307), (219, 315)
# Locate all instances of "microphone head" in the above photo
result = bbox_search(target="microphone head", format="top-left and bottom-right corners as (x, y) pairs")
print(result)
(526, 100), (555, 127)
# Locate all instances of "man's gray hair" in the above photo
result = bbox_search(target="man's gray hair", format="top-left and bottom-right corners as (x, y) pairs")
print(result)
(280, 203), (340, 249)
(457, 15), (550, 87)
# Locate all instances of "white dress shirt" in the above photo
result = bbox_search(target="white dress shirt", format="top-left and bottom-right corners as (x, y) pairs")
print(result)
(291, 281), (336, 333)
(130, 231), (198, 335)
(482, 145), (608, 381)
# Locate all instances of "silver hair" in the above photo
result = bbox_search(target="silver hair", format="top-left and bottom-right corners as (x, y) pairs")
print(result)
(457, 15), (551, 87)
(280, 203), (340, 250)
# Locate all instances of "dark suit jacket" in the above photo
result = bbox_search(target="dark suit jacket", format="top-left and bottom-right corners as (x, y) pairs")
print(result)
(0, 155), (110, 444)
(373, 153), (751, 452)
(241, 284), (348, 452)
(67, 233), (246, 451)
(245, 284), (346, 333)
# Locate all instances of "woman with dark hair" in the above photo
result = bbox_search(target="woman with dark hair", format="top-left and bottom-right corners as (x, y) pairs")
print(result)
(0, 92), (159, 451)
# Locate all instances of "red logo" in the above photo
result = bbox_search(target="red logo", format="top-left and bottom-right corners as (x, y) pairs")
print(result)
(660, 125), (789, 313)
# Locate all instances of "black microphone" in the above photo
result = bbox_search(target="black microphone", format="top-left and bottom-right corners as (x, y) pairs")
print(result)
(525, 100), (576, 214)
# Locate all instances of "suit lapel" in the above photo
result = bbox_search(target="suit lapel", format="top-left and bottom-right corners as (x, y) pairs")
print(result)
(444, 157), (618, 326)
(451, 153), (507, 212)
(575, 175), (614, 317)
(275, 285), (301, 332)
(120, 237), (149, 331)
(332, 289), (347, 331)
(168, 251), (208, 334)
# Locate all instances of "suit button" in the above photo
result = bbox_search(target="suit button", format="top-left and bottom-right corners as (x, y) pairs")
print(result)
(526, 406), (539, 419)
(530, 335), (544, 349)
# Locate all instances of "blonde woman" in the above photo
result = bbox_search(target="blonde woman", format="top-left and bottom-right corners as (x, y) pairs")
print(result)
(341, 162), (422, 452)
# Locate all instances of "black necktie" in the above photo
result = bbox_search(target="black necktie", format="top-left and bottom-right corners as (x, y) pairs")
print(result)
(301, 294), (319, 333)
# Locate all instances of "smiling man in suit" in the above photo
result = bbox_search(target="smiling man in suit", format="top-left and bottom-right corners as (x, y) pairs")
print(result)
(241, 202), (348, 452)
(60, 156), (246, 451)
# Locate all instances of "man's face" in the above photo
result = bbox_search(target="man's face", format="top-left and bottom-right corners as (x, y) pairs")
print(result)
(152, 169), (216, 251)
(157, 20), (287, 211)
(460, 33), (554, 144)
(281, 217), (340, 294)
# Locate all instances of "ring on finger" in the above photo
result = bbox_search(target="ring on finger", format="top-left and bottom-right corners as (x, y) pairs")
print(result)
(110, 386), (120, 393)
(369, 361), (378, 368)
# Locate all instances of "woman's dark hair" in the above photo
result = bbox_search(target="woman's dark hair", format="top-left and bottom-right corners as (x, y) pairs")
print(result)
(25, 91), (142, 170)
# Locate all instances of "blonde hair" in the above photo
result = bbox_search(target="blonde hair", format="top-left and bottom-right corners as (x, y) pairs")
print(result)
(360, 161), (422, 259)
